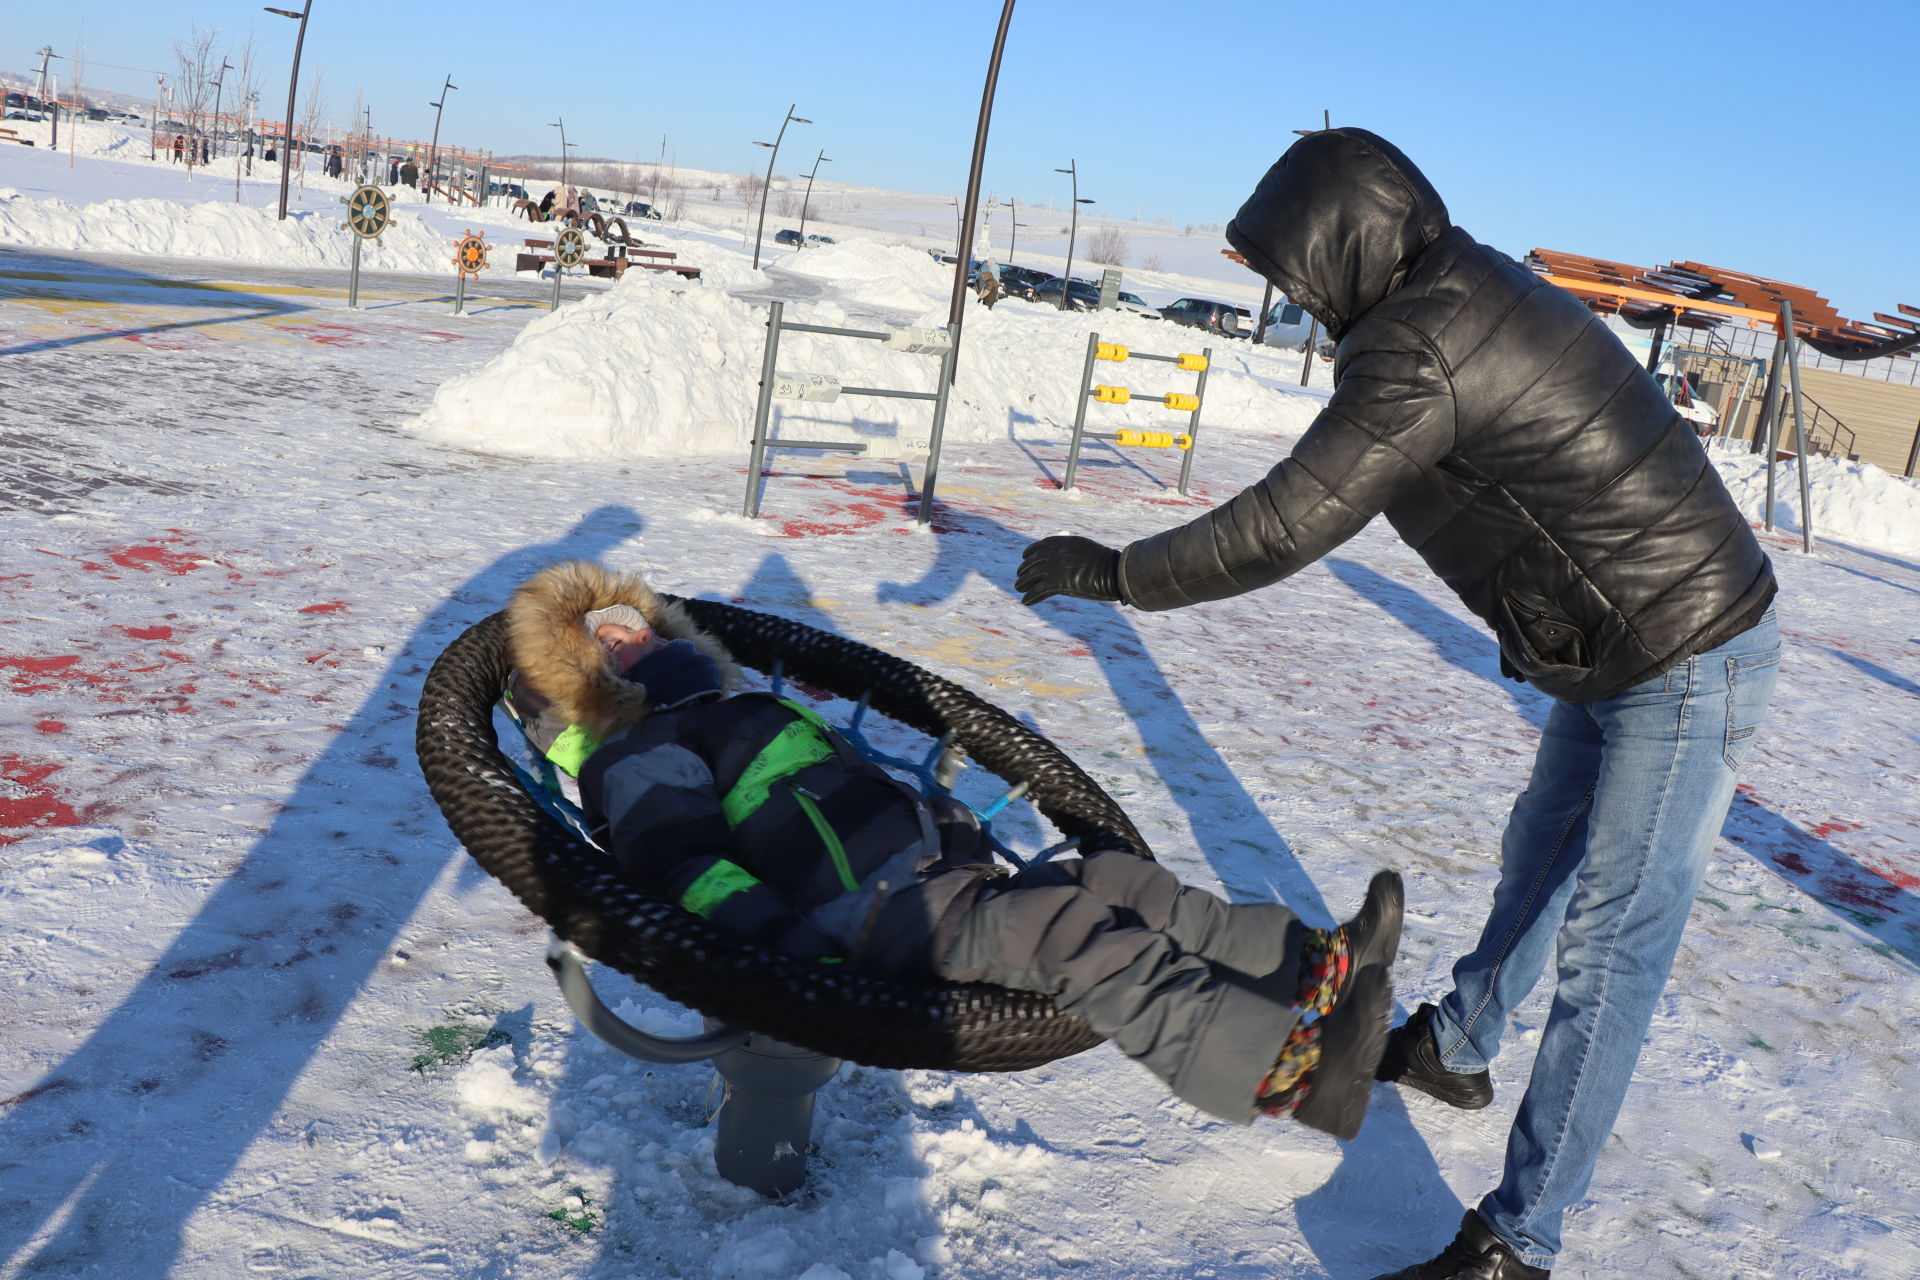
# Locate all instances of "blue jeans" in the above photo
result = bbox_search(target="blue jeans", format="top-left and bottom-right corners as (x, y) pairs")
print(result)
(1430, 611), (1779, 1267)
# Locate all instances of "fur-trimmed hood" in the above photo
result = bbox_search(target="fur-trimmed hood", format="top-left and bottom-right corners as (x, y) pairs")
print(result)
(505, 560), (742, 744)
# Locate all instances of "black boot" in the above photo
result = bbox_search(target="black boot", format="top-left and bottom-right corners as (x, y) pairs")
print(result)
(1348, 869), (1404, 975)
(1260, 964), (1391, 1141)
(1375, 1002), (1493, 1110)
(1371, 1210), (1549, 1279)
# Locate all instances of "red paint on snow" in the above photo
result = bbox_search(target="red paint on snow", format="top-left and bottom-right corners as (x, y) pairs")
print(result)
(107, 545), (205, 575)
(122, 625), (174, 640)
(1808, 819), (1863, 838)
(300, 601), (348, 614)
(0, 757), (79, 840)
(35, 721), (65, 734)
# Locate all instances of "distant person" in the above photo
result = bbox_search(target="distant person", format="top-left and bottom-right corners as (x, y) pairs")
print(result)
(264, 143), (277, 163)
(976, 259), (1003, 309)
(1013, 126), (1779, 1279)
(538, 187), (558, 218)
(387, 156), (400, 185)
(199, 138), (210, 166)
(400, 158), (418, 188)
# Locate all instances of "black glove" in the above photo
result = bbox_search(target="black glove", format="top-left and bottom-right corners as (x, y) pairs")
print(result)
(1015, 535), (1123, 607)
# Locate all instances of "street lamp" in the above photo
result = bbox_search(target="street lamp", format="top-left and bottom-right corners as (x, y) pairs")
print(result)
(750, 104), (810, 270)
(796, 150), (830, 246)
(35, 47), (62, 150)
(944, 0), (1017, 346)
(209, 59), (234, 162)
(548, 118), (573, 185)
(150, 71), (164, 161)
(425, 74), (457, 203)
(1053, 161), (1095, 311)
(1002, 197), (1029, 264)
(264, 3), (312, 221)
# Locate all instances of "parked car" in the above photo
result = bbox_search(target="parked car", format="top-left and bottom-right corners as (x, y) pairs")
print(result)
(622, 200), (663, 220)
(773, 228), (804, 246)
(991, 263), (1055, 301)
(4, 110), (46, 123)
(1160, 297), (1247, 337)
(804, 233), (836, 246)
(1258, 295), (1332, 353)
(487, 181), (530, 201)
(1033, 276), (1102, 311)
(1114, 290), (1160, 319)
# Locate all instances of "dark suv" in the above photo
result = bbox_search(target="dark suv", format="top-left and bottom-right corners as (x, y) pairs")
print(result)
(774, 228), (804, 246)
(1032, 276), (1102, 311)
(989, 263), (1054, 301)
(1160, 297), (1247, 337)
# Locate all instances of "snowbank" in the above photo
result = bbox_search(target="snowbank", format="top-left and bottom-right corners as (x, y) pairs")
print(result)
(406, 251), (1321, 459)
(1710, 441), (1920, 558)
(0, 188), (464, 275)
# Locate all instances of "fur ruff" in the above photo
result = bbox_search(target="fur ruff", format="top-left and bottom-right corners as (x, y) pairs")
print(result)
(506, 561), (742, 743)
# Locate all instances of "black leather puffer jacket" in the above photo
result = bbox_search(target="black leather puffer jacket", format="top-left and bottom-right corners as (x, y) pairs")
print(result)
(1118, 128), (1775, 703)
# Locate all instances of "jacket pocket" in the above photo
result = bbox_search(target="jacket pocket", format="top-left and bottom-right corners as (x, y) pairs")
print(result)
(1497, 590), (1593, 678)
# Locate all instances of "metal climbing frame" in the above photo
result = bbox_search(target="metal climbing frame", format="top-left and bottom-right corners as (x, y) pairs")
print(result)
(1061, 333), (1212, 495)
(742, 300), (957, 524)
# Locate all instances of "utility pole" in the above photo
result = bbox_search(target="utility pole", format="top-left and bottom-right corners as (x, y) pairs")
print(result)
(35, 47), (62, 149)
(209, 60), (234, 161)
(264, 3), (313, 221)
(1053, 160), (1095, 311)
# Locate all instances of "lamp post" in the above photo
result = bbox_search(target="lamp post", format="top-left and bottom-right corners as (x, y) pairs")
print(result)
(796, 150), (830, 245)
(1001, 197), (1028, 264)
(944, 0), (1017, 345)
(750, 103), (810, 270)
(243, 91), (259, 176)
(425, 74), (457, 203)
(35, 47), (62, 150)
(1053, 161), (1095, 311)
(548, 117), (573, 185)
(209, 60), (234, 161)
(264, 3), (312, 221)
(150, 71), (164, 160)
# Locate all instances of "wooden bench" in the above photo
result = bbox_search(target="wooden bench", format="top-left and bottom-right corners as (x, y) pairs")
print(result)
(0, 127), (35, 147)
(516, 239), (700, 281)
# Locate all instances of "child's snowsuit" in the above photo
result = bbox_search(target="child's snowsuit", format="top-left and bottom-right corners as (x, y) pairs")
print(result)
(507, 561), (1309, 1123)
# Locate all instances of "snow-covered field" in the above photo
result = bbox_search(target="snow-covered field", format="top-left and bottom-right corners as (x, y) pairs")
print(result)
(2, 125), (1917, 1280)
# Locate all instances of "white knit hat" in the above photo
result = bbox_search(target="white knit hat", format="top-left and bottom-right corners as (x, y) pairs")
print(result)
(582, 604), (648, 635)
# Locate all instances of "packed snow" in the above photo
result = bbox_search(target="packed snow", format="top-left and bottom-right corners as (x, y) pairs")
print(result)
(2, 114), (1917, 1280)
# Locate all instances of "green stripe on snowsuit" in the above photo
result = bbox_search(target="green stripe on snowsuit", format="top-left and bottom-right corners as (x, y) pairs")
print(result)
(691, 699), (855, 913)
(544, 723), (600, 778)
(679, 859), (762, 919)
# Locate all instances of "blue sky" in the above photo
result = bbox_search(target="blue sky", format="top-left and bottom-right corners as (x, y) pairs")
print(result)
(20, 0), (1917, 318)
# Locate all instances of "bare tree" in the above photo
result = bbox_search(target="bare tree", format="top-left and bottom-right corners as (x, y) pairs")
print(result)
(775, 189), (801, 217)
(230, 31), (264, 189)
(171, 25), (222, 176)
(1085, 226), (1130, 266)
(734, 171), (763, 208)
(1143, 251), (1164, 273)
(295, 70), (325, 196)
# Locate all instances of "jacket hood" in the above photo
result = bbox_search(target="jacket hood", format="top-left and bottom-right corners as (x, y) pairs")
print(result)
(505, 560), (742, 744)
(1224, 128), (1450, 340)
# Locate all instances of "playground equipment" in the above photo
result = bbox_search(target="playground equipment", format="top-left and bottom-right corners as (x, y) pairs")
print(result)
(545, 227), (587, 311)
(1062, 333), (1211, 494)
(742, 300), (956, 524)
(416, 603), (1147, 1194)
(340, 184), (391, 310)
(450, 230), (489, 315)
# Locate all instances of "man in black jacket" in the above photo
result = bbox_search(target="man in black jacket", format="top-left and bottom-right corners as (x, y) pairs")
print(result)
(1015, 128), (1779, 1278)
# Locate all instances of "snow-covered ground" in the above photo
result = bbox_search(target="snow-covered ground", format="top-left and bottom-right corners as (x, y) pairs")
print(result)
(2, 127), (1917, 1280)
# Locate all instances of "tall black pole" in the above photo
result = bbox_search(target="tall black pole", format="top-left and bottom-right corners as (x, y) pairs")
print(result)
(268, 4), (313, 221)
(209, 61), (232, 161)
(797, 150), (828, 244)
(1056, 162), (1080, 311)
(426, 74), (456, 204)
(751, 104), (808, 270)
(946, 0), (1017, 351)
(1006, 197), (1018, 262)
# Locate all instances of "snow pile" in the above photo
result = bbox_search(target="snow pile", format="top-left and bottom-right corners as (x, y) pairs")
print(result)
(0, 189), (464, 275)
(779, 240), (952, 311)
(1709, 441), (1920, 557)
(407, 255), (1320, 460)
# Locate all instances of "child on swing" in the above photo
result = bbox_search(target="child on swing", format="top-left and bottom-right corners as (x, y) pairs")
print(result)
(504, 560), (1404, 1139)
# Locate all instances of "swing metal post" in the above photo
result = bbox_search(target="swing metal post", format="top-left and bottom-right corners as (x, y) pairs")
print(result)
(917, 337), (957, 525)
(1777, 300), (1816, 554)
(744, 302), (785, 518)
(1175, 345), (1212, 496)
(1062, 330), (1101, 491)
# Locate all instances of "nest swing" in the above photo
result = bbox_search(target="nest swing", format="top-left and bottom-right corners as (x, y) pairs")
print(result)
(414, 598), (1154, 1072)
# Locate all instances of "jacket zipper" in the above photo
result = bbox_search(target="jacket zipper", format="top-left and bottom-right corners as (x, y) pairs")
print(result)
(789, 785), (859, 893)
